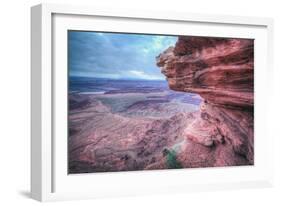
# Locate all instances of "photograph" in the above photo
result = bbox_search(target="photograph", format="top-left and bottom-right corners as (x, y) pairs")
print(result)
(67, 31), (254, 174)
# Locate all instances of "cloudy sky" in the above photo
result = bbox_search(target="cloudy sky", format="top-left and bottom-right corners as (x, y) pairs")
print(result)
(68, 31), (177, 80)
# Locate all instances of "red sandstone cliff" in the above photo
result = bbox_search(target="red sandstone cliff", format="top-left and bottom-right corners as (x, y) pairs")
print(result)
(157, 36), (254, 167)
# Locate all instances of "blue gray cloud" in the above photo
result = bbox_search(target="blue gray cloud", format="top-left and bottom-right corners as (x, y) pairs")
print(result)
(68, 31), (177, 80)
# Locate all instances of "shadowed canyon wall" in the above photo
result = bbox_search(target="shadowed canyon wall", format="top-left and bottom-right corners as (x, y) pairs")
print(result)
(157, 36), (254, 166)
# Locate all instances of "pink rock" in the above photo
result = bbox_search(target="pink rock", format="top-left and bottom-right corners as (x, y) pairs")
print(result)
(157, 36), (254, 166)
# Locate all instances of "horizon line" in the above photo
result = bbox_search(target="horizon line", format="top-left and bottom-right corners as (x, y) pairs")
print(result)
(69, 75), (166, 81)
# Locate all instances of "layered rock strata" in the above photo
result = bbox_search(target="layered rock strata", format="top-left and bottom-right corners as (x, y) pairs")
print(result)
(157, 36), (254, 166)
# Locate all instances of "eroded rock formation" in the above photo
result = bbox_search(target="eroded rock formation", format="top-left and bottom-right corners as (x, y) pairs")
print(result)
(157, 36), (254, 166)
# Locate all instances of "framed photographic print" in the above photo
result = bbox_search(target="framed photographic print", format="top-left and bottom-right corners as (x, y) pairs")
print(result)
(31, 3), (274, 201)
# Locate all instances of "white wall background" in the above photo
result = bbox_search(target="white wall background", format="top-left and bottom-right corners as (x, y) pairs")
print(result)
(0, 0), (280, 205)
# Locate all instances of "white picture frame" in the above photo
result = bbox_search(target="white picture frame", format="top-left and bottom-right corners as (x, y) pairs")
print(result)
(31, 3), (274, 202)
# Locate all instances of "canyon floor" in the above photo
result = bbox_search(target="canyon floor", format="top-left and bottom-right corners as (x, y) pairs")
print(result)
(68, 77), (205, 173)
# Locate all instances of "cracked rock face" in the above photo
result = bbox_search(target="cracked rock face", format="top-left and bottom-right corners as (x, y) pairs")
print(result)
(157, 36), (254, 166)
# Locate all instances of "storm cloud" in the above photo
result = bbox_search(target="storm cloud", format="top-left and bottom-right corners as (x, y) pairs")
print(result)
(68, 31), (177, 80)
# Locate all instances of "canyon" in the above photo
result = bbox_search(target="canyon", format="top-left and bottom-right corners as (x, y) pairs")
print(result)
(68, 79), (202, 173)
(68, 36), (254, 174)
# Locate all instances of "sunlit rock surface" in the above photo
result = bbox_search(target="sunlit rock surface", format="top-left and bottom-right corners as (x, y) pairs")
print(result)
(157, 36), (254, 166)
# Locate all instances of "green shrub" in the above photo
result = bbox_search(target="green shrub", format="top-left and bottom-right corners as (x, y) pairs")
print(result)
(165, 149), (182, 169)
